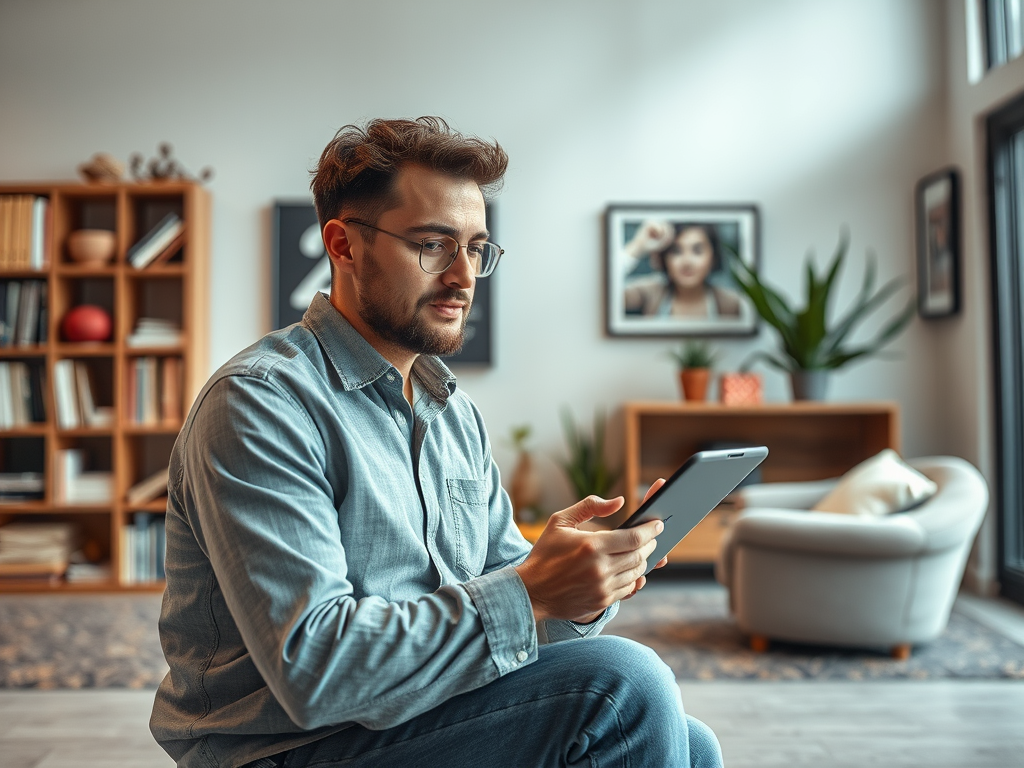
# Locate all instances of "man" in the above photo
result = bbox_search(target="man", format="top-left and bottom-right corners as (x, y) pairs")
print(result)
(151, 117), (724, 768)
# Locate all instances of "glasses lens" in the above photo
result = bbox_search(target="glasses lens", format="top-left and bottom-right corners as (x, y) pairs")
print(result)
(419, 237), (458, 273)
(418, 238), (503, 276)
(475, 243), (502, 276)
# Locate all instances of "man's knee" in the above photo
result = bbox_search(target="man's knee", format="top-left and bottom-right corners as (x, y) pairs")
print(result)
(572, 635), (681, 709)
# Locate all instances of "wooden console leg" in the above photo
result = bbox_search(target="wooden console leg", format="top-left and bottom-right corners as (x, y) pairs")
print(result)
(891, 643), (911, 660)
(750, 634), (769, 653)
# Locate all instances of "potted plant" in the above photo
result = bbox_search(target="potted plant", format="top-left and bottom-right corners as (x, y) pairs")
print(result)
(668, 341), (719, 402)
(728, 231), (915, 400)
(559, 407), (620, 502)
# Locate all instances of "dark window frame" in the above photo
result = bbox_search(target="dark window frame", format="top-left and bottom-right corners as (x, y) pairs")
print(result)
(987, 92), (1024, 605)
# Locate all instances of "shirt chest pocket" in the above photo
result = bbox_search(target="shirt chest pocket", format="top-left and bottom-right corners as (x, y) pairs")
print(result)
(445, 478), (489, 579)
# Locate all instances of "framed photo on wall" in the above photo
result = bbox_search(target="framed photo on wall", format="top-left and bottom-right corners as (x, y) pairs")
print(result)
(605, 204), (760, 337)
(915, 168), (961, 319)
(271, 201), (494, 365)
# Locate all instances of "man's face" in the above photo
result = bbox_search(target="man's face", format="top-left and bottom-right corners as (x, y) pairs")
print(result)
(351, 165), (486, 357)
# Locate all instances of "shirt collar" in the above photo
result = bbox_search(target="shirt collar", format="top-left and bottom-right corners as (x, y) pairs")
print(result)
(302, 292), (457, 402)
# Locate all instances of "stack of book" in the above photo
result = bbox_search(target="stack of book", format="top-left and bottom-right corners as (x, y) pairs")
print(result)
(120, 512), (166, 584)
(0, 279), (48, 347)
(0, 521), (74, 584)
(52, 359), (114, 429)
(127, 356), (182, 425)
(0, 360), (47, 427)
(127, 213), (184, 268)
(0, 472), (44, 504)
(0, 195), (50, 270)
(127, 317), (182, 348)
(54, 448), (113, 505)
(126, 467), (170, 506)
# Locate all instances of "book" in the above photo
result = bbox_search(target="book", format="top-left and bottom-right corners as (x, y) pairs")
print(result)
(126, 467), (169, 506)
(53, 359), (80, 429)
(74, 361), (97, 427)
(0, 197), (12, 267)
(15, 280), (40, 346)
(127, 213), (183, 268)
(127, 317), (182, 348)
(3, 281), (20, 347)
(0, 362), (11, 429)
(30, 196), (48, 270)
(160, 357), (182, 422)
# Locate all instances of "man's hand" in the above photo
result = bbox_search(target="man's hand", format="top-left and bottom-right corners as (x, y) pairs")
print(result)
(513, 481), (669, 624)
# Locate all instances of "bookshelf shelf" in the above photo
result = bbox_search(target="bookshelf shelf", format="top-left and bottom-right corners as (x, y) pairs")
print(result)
(0, 346), (47, 358)
(55, 344), (116, 357)
(0, 180), (209, 593)
(129, 498), (170, 512)
(122, 424), (182, 436)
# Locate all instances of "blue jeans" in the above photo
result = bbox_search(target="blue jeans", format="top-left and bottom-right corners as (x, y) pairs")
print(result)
(264, 636), (723, 768)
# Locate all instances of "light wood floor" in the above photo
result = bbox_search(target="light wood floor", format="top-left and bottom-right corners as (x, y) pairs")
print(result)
(2, 592), (1022, 768)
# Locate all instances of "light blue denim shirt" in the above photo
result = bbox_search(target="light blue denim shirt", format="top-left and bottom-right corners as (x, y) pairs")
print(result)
(150, 293), (615, 768)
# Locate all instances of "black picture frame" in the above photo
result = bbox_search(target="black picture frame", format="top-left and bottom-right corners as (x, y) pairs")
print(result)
(604, 204), (760, 337)
(271, 201), (494, 365)
(916, 168), (961, 319)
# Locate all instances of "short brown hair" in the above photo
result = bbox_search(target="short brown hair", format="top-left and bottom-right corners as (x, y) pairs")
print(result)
(310, 116), (508, 230)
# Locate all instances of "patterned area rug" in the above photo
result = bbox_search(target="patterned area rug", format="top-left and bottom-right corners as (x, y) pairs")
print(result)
(608, 582), (1024, 681)
(0, 584), (1021, 688)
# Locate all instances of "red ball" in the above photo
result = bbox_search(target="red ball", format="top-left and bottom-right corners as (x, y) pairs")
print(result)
(62, 305), (113, 342)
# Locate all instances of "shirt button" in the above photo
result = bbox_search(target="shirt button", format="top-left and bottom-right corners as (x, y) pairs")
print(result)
(386, 373), (395, 382)
(515, 650), (529, 663)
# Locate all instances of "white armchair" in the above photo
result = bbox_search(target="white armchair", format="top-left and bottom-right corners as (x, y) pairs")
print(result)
(715, 456), (988, 658)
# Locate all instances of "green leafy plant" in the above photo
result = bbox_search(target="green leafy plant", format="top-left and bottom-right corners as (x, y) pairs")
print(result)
(728, 231), (915, 372)
(668, 340), (720, 370)
(559, 407), (619, 501)
(508, 424), (532, 451)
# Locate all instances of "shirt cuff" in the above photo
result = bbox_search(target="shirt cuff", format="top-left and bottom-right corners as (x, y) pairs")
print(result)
(540, 601), (620, 644)
(462, 566), (538, 676)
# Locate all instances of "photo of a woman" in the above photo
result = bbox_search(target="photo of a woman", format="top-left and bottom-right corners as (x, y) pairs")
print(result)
(606, 205), (759, 337)
(622, 221), (742, 318)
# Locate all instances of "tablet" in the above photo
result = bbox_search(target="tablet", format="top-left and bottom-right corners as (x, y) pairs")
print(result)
(619, 446), (768, 574)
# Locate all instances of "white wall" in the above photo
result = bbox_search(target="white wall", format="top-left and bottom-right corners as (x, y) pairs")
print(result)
(1, 0), (951, 512)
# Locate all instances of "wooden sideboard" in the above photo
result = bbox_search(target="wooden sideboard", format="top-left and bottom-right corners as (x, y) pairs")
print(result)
(623, 401), (900, 564)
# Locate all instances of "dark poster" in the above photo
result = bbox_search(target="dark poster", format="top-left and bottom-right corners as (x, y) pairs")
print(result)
(272, 202), (493, 365)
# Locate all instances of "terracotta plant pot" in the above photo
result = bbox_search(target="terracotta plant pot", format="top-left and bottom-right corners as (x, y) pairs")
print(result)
(679, 368), (711, 402)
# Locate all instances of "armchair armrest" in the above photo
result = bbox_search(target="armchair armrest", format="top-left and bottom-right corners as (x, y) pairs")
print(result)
(729, 509), (927, 558)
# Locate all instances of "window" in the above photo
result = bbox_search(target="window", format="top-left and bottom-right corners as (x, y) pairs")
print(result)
(986, 0), (1024, 68)
(988, 93), (1024, 604)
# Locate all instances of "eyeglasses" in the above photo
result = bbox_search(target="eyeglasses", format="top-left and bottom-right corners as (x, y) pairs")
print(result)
(342, 219), (504, 277)
(343, 219), (504, 277)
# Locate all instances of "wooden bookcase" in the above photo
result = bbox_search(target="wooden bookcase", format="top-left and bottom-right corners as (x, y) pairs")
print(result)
(623, 401), (900, 564)
(0, 181), (209, 592)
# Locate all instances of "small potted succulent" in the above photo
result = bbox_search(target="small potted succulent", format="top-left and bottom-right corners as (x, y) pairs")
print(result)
(669, 341), (719, 402)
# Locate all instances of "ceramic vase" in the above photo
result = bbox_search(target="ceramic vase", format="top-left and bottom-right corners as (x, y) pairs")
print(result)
(510, 450), (541, 523)
(790, 370), (831, 401)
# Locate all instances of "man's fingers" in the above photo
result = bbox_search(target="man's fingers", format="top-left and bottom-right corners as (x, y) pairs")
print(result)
(553, 495), (624, 528)
(595, 519), (662, 554)
(642, 478), (666, 504)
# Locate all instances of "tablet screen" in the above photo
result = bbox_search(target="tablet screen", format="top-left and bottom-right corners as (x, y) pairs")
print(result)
(620, 446), (768, 573)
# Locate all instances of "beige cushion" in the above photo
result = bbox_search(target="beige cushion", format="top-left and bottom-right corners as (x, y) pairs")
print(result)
(811, 449), (937, 516)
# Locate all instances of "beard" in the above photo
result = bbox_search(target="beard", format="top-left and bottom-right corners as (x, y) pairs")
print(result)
(356, 246), (472, 357)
